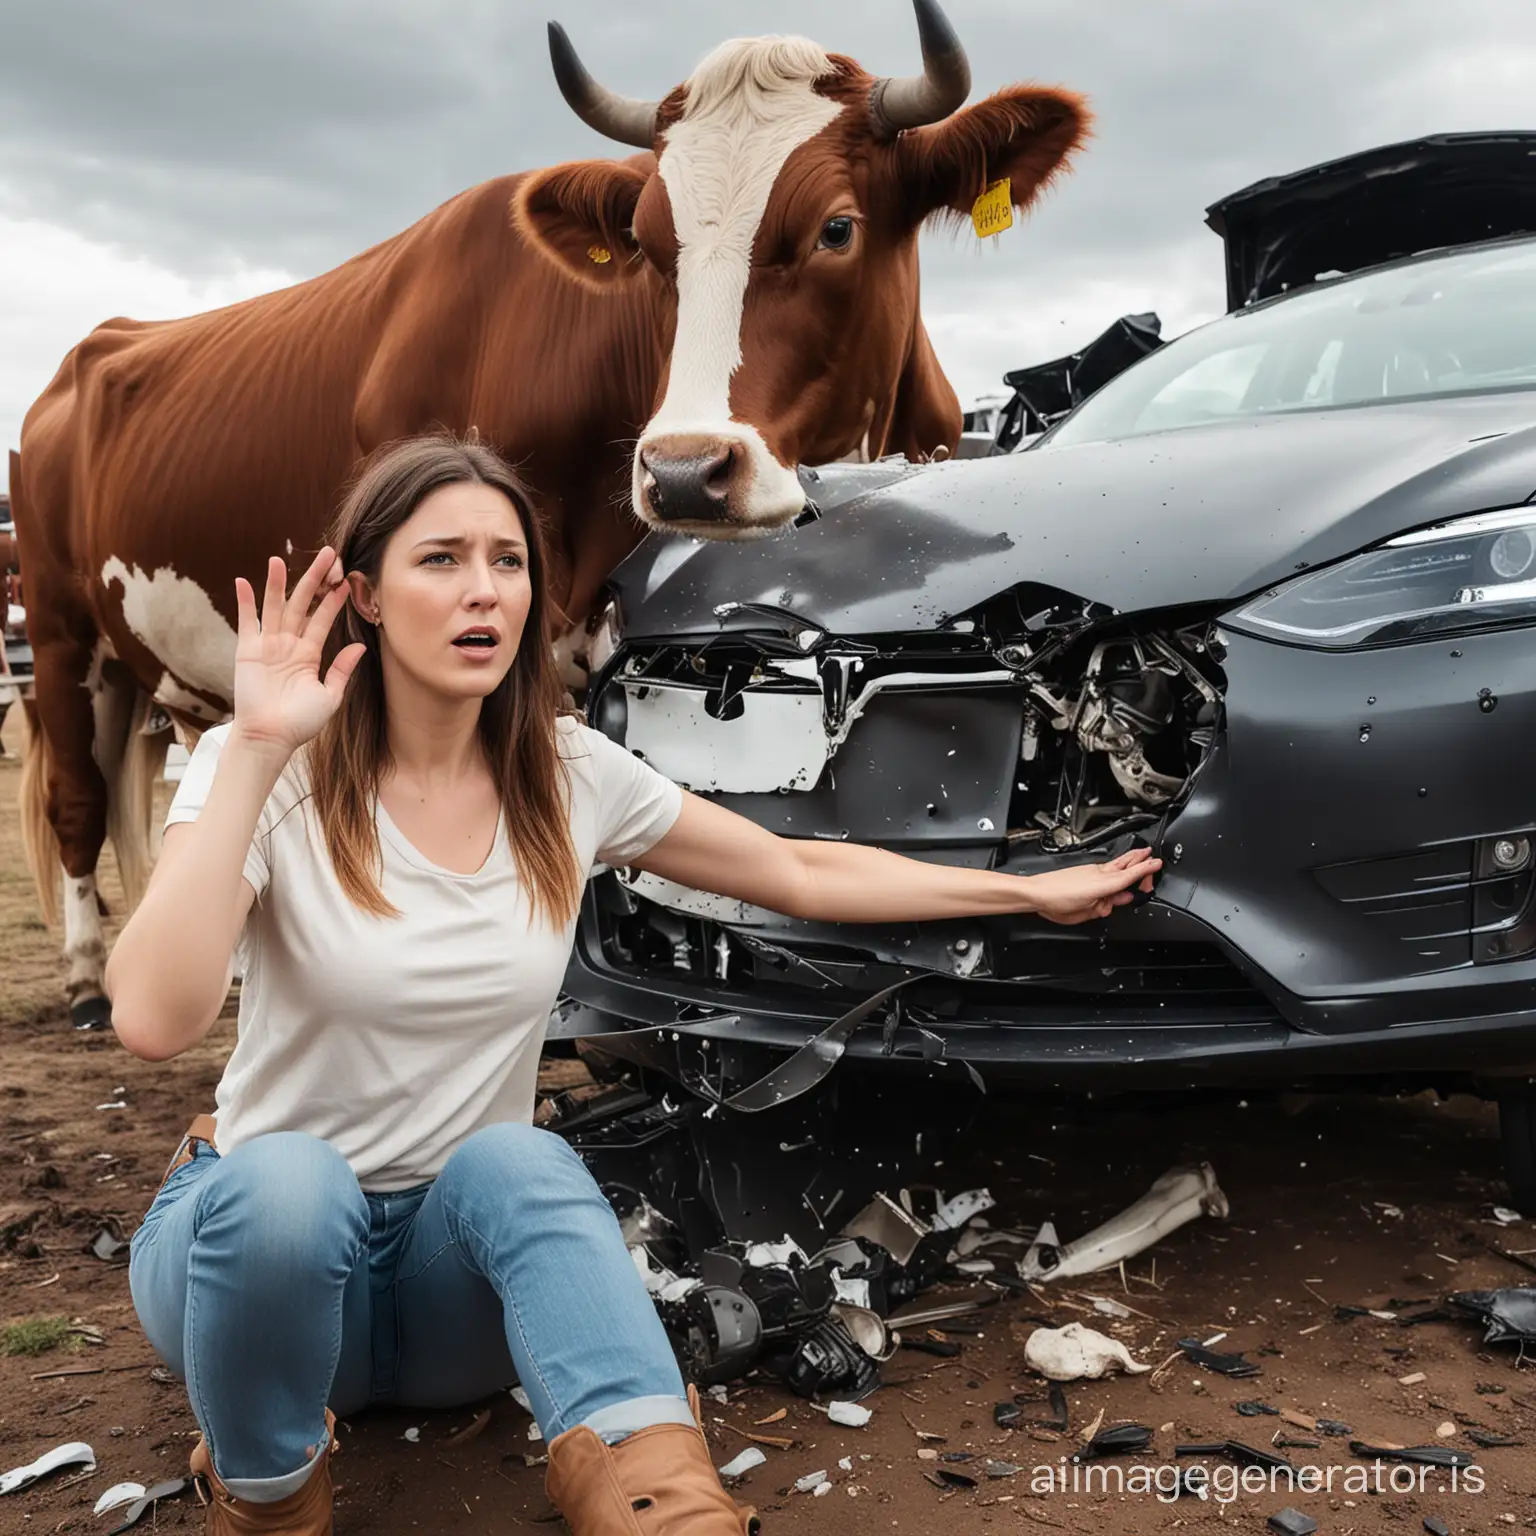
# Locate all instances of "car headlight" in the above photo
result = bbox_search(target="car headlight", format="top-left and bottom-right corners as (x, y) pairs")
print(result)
(1225, 508), (1536, 648)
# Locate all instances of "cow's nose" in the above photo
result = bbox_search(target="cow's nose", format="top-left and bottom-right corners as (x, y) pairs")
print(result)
(638, 436), (741, 523)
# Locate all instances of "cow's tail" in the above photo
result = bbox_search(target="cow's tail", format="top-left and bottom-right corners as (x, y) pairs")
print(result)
(17, 697), (61, 927)
(109, 688), (169, 909)
(11, 447), (62, 929)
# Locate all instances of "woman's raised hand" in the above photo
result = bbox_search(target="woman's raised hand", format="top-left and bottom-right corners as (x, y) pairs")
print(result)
(230, 549), (366, 757)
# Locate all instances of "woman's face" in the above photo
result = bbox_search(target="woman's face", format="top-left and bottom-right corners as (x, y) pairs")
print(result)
(353, 481), (533, 702)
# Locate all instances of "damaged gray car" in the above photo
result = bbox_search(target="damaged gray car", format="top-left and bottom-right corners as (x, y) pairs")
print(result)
(559, 133), (1536, 1217)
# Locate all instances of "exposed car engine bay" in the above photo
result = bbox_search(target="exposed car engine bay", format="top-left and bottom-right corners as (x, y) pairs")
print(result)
(588, 592), (1227, 861)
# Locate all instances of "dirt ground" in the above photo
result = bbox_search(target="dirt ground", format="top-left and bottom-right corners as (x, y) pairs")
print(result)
(2, 709), (1535, 1535)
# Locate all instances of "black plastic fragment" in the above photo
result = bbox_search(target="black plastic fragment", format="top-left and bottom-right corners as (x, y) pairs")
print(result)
(1334, 1304), (1373, 1320)
(1023, 1382), (1070, 1432)
(1423, 1518), (1451, 1536)
(993, 1402), (1022, 1430)
(1173, 1466), (1210, 1500)
(1347, 1440), (1478, 1470)
(1446, 1286), (1536, 1346)
(1071, 1424), (1153, 1463)
(1266, 1509), (1318, 1536)
(1396, 1307), (1454, 1327)
(1177, 1337), (1262, 1377)
(1236, 1400), (1280, 1417)
(1315, 1418), (1352, 1437)
(1274, 1435), (1321, 1450)
(1466, 1429), (1521, 1449)
(903, 1337), (963, 1358)
(933, 1467), (976, 1489)
(1176, 1440), (1293, 1472)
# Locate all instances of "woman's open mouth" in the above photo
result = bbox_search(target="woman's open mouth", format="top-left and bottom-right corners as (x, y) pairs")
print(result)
(452, 625), (501, 658)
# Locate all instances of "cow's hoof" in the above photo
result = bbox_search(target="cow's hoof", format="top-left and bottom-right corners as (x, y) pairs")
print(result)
(70, 996), (113, 1033)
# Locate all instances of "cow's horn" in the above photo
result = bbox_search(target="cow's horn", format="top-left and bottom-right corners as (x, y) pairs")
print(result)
(547, 21), (659, 149)
(869, 0), (972, 136)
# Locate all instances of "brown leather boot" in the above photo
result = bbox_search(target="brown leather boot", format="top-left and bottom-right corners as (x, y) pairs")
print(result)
(546, 1388), (759, 1534)
(188, 1410), (337, 1534)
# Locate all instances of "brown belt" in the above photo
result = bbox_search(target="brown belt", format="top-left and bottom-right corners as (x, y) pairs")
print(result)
(160, 1113), (218, 1188)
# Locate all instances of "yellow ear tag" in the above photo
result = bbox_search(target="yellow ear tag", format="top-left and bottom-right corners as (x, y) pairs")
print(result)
(971, 178), (1013, 239)
(587, 244), (613, 265)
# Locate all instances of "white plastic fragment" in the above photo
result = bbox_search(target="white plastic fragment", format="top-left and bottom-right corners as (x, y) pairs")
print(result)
(1491, 1206), (1525, 1225)
(707, 1384), (729, 1404)
(794, 1470), (829, 1493)
(94, 1482), (147, 1515)
(1019, 1164), (1228, 1283)
(932, 1188), (996, 1232)
(813, 1480), (833, 1496)
(745, 1237), (809, 1268)
(1023, 1322), (1152, 1381)
(1, 1441), (96, 1496)
(718, 1448), (767, 1478)
(402, 1427), (420, 1443)
(509, 1387), (533, 1413)
(826, 1401), (872, 1428)
(832, 1274), (873, 1310)
(838, 1457), (854, 1472)
(1087, 1295), (1132, 1319)
(527, 1423), (544, 1442)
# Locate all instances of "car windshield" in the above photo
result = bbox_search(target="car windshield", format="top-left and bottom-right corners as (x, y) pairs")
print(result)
(1045, 240), (1536, 447)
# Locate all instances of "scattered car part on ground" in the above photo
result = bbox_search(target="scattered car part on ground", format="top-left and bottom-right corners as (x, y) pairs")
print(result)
(1177, 1336), (1263, 1378)
(1070, 1423), (1153, 1463)
(1446, 1286), (1536, 1347)
(1266, 1509), (1319, 1536)
(1346, 1440), (1480, 1470)
(1019, 1163), (1227, 1282)
(1, 1440), (95, 1495)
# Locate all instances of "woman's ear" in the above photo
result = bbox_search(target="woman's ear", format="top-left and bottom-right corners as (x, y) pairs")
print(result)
(346, 571), (378, 624)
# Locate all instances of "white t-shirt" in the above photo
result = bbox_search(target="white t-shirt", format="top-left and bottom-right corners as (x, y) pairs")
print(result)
(165, 718), (682, 1191)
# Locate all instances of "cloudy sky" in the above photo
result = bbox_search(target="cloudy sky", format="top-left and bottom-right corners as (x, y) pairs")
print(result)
(3, 0), (1534, 484)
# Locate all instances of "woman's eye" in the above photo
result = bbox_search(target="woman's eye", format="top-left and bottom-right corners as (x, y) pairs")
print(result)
(497, 554), (525, 570)
(817, 216), (855, 252)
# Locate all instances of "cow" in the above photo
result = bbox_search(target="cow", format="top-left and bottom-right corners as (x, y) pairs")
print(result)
(11, 0), (1090, 1029)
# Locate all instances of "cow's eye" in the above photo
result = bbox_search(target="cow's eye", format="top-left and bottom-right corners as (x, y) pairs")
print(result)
(817, 216), (855, 252)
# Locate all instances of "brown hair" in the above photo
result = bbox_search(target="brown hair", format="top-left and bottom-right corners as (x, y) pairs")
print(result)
(309, 432), (580, 927)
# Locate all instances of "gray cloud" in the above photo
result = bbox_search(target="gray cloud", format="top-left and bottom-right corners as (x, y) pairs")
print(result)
(3, 0), (1535, 450)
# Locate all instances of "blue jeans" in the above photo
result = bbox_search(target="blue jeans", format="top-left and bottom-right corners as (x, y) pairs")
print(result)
(130, 1122), (691, 1501)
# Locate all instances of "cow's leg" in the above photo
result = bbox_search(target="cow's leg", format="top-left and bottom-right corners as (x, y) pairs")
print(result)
(25, 617), (116, 1030)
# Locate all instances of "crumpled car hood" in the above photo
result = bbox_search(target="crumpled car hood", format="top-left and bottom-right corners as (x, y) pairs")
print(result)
(612, 392), (1536, 639)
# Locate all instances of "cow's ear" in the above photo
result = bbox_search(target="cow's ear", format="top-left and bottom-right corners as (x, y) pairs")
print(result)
(892, 87), (1091, 229)
(513, 158), (651, 290)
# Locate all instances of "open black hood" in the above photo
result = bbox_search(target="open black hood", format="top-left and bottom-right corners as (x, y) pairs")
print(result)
(610, 391), (1536, 640)
(1206, 132), (1536, 310)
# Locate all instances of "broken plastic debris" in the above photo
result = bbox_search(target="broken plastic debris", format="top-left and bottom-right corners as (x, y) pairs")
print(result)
(104, 1480), (189, 1533)
(794, 1470), (829, 1493)
(812, 1480), (832, 1496)
(838, 1456), (853, 1472)
(1447, 1286), (1536, 1346)
(1071, 1424), (1153, 1463)
(95, 1483), (148, 1516)
(1177, 1337), (1261, 1378)
(527, 1423), (544, 1442)
(1019, 1164), (1228, 1282)
(986, 1460), (1023, 1478)
(1266, 1509), (1319, 1536)
(1348, 1440), (1477, 1470)
(1490, 1206), (1525, 1225)
(1175, 1440), (1293, 1473)
(1235, 1401), (1280, 1417)
(718, 1448), (767, 1479)
(841, 1192), (929, 1266)
(90, 1225), (129, 1262)
(1, 1440), (96, 1496)
(744, 1237), (809, 1268)
(402, 1427), (421, 1443)
(1023, 1322), (1151, 1381)
(931, 1188), (995, 1232)
(826, 1401), (871, 1427)
(509, 1386), (533, 1413)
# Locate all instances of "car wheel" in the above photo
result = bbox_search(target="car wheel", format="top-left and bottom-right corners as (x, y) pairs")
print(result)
(1497, 1081), (1536, 1215)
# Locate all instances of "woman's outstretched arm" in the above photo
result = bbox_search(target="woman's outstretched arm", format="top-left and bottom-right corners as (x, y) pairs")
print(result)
(631, 792), (1160, 928)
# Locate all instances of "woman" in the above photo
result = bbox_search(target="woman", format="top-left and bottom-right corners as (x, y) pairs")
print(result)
(108, 433), (1159, 1536)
